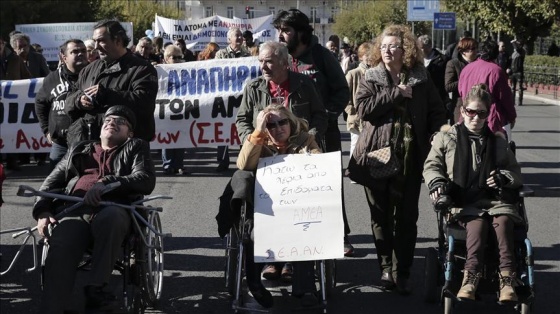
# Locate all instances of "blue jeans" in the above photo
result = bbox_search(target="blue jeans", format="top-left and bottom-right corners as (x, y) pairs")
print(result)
(49, 142), (68, 171)
(161, 148), (185, 170)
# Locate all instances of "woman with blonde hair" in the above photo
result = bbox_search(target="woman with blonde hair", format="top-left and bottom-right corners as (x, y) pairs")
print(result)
(347, 24), (447, 294)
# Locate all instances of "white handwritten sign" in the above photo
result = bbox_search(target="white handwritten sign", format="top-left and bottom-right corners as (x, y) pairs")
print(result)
(253, 151), (344, 263)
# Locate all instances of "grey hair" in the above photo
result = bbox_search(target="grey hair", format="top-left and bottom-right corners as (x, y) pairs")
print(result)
(260, 41), (289, 66)
(10, 33), (30, 47)
(418, 34), (432, 47)
(227, 27), (242, 41)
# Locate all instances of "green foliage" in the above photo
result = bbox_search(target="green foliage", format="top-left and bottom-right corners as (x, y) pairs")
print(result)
(524, 55), (560, 86)
(444, 0), (559, 54)
(333, 0), (430, 45)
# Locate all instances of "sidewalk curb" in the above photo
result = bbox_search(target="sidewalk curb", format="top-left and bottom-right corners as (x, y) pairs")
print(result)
(523, 94), (560, 106)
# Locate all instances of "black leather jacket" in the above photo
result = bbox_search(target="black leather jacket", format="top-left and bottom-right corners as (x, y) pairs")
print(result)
(32, 138), (156, 219)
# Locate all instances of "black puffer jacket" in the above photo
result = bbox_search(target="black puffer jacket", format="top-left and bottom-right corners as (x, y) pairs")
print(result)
(35, 65), (78, 146)
(65, 51), (158, 142)
(32, 138), (156, 219)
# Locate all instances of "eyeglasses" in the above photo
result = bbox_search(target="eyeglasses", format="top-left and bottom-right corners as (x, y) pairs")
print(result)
(170, 55), (183, 61)
(266, 118), (289, 130)
(103, 116), (129, 126)
(380, 44), (402, 52)
(462, 107), (489, 119)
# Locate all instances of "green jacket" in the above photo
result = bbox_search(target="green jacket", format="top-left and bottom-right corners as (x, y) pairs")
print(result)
(235, 71), (328, 143)
(423, 124), (523, 222)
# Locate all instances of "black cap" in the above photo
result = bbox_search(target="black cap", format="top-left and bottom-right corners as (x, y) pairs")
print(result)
(104, 105), (136, 130)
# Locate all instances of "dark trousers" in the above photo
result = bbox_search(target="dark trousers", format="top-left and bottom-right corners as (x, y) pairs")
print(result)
(363, 168), (422, 279)
(217, 145), (230, 165)
(511, 72), (524, 106)
(41, 205), (131, 314)
(325, 118), (351, 235)
(458, 215), (515, 273)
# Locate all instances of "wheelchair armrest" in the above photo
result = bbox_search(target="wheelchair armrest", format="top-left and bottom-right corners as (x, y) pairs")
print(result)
(519, 185), (534, 197)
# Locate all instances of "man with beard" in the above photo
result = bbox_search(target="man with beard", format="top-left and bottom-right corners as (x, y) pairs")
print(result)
(65, 20), (158, 146)
(214, 27), (252, 172)
(272, 9), (354, 256)
(36, 39), (89, 170)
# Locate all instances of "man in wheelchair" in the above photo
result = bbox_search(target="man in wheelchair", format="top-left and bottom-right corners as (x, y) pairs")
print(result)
(423, 84), (524, 303)
(32, 105), (156, 313)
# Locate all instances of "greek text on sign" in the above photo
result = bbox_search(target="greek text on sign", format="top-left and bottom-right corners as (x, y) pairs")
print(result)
(253, 152), (344, 263)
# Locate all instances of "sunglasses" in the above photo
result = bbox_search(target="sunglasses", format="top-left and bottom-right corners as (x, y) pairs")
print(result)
(266, 118), (289, 130)
(463, 107), (489, 119)
(103, 117), (129, 127)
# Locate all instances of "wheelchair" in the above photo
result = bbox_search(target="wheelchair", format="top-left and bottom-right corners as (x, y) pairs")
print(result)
(224, 197), (336, 313)
(15, 184), (171, 314)
(422, 186), (535, 314)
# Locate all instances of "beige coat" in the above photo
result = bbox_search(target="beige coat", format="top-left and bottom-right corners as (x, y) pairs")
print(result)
(423, 125), (523, 223)
(344, 62), (367, 133)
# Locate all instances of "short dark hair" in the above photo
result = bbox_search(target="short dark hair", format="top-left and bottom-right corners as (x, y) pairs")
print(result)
(242, 30), (253, 38)
(463, 30), (472, 38)
(60, 39), (85, 55)
(457, 38), (478, 54)
(478, 40), (499, 61)
(272, 9), (314, 45)
(93, 20), (130, 47)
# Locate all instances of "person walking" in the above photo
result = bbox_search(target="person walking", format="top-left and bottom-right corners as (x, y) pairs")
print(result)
(214, 27), (251, 172)
(272, 9), (354, 255)
(35, 39), (89, 171)
(458, 40), (516, 138)
(347, 24), (447, 295)
(445, 37), (479, 124)
(510, 39), (526, 106)
(64, 19), (158, 146)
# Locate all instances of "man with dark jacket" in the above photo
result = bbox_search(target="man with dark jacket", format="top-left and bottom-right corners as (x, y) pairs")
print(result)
(510, 39), (526, 106)
(33, 105), (156, 313)
(65, 20), (158, 145)
(35, 39), (89, 171)
(236, 41), (328, 143)
(272, 9), (354, 257)
(417, 35), (449, 116)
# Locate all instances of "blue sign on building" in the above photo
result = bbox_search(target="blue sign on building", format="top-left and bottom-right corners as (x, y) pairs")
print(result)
(407, 0), (440, 21)
(434, 12), (456, 30)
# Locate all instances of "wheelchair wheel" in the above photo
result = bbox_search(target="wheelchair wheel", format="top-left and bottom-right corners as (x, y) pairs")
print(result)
(224, 228), (239, 296)
(141, 211), (164, 307)
(423, 248), (440, 303)
(520, 301), (532, 314)
(125, 258), (146, 314)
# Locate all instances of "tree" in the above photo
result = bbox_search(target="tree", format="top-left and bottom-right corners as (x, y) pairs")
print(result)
(444, 0), (560, 54)
(333, 0), (430, 45)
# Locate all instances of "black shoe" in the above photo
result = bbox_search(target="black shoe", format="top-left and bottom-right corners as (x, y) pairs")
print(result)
(84, 285), (116, 309)
(176, 168), (190, 175)
(215, 162), (229, 172)
(249, 284), (274, 308)
(380, 271), (396, 290)
(163, 167), (175, 175)
(344, 236), (354, 257)
(396, 277), (411, 296)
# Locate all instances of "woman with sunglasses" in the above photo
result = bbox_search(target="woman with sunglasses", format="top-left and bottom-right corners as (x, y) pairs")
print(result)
(234, 104), (321, 308)
(423, 83), (523, 302)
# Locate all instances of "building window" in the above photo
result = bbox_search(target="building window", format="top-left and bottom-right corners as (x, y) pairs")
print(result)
(248, 6), (255, 19)
(310, 7), (318, 23)
(269, 6), (275, 16)
(205, 6), (213, 17)
(227, 6), (234, 19)
(179, 1), (185, 10)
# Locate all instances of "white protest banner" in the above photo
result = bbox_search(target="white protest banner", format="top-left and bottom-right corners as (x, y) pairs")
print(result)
(253, 151), (344, 263)
(154, 14), (277, 52)
(0, 57), (260, 153)
(15, 22), (134, 62)
(0, 78), (47, 153)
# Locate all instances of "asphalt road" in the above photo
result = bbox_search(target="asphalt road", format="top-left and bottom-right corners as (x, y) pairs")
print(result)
(1, 98), (559, 314)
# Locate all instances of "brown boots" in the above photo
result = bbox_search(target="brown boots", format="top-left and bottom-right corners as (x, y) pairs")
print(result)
(457, 270), (481, 300)
(499, 271), (518, 302)
(457, 270), (518, 302)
